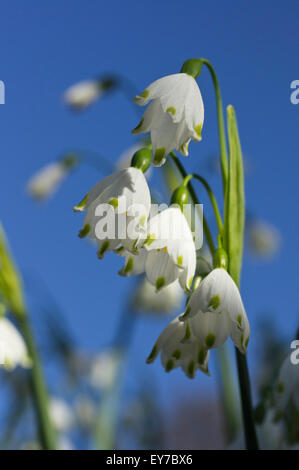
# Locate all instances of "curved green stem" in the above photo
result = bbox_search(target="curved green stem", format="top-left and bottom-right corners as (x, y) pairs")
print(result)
(18, 312), (56, 450)
(170, 152), (215, 253)
(200, 58), (228, 193)
(185, 173), (223, 234)
(234, 347), (259, 449)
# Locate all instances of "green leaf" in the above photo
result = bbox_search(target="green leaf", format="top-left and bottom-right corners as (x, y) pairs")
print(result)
(224, 105), (245, 287)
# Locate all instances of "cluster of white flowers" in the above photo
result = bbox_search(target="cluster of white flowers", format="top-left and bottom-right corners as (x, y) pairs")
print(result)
(75, 70), (250, 379)
(75, 165), (197, 294)
(147, 268), (250, 377)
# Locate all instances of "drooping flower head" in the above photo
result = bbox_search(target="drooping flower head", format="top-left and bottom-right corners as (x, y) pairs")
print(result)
(146, 316), (210, 378)
(142, 207), (196, 293)
(182, 268), (250, 354)
(132, 73), (204, 166)
(74, 167), (151, 258)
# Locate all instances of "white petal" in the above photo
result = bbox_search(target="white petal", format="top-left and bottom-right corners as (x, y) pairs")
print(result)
(145, 250), (180, 289)
(189, 310), (231, 349)
(0, 318), (31, 369)
(118, 249), (147, 276)
(134, 74), (183, 106)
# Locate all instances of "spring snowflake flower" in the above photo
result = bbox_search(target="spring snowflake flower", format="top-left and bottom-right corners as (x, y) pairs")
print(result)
(275, 353), (299, 415)
(132, 278), (183, 314)
(74, 168), (151, 257)
(132, 73), (204, 166)
(49, 398), (74, 432)
(27, 156), (77, 201)
(143, 207), (196, 293)
(146, 316), (210, 378)
(182, 268), (250, 354)
(0, 317), (31, 370)
(89, 350), (119, 390)
(63, 77), (115, 111)
(247, 220), (281, 259)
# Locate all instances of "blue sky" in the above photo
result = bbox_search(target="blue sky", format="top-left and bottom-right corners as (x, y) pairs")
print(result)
(0, 0), (298, 424)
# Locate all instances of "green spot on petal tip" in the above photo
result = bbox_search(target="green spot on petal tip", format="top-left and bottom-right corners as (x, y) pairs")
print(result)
(194, 123), (203, 138)
(205, 333), (216, 348)
(109, 198), (118, 209)
(123, 257), (133, 275)
(165, 359), (174, 372)
(156, 277), (165, 291)
(166, 106), (176, 115)
(153, 148), (166, 165)
(78, 224), (91, 238)
(187, 360), (195, 378)
(208, 295), (220, 310)
(74, 194), (88, 212)
(146, 344), (158, 364)
(97, 240), (110, 259)
(172, 349), (181, 360)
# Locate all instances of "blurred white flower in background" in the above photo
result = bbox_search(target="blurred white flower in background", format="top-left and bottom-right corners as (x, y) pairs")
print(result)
(0, 317), (31, 370)
(247, 220), (281, 259)
(132, 278), (183, 314)
(89, 350), (120, 390)
(49, 398), (74, 432)
(274, 353), (299, 416)
(75, 397), (96, 430)
(132, 73), (204, 166)
(27, 155), (78, 201)
(57, 436), (75, 450)
(63, 77), (116, 111)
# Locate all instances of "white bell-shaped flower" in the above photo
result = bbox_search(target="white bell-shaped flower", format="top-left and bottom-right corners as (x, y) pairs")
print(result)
(74, 168), (151, 258)
(146, 316), (209, 378)
(183, 268), (250, 354)
(63, 79), (102, 110)
(275, 353), (299, 415)
(143, 207), (196, 293)
(132, 73), (204, 166)
(0, 317), (31, 370)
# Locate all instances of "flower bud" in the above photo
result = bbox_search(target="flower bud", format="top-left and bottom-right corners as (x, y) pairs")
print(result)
(130, 148), (152, 173)
(213, 248), (228, 270)
(170, 186), (189, 211)
(180, 59), (203, 79)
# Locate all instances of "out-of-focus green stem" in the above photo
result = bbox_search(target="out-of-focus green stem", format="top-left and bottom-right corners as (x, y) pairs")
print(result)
(94, 303), (137, 450)
(200, 58), (228, 194)
(216, 345), (240, 443)
(18, 312), (56, 450)
(170, 153), (215, 253)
